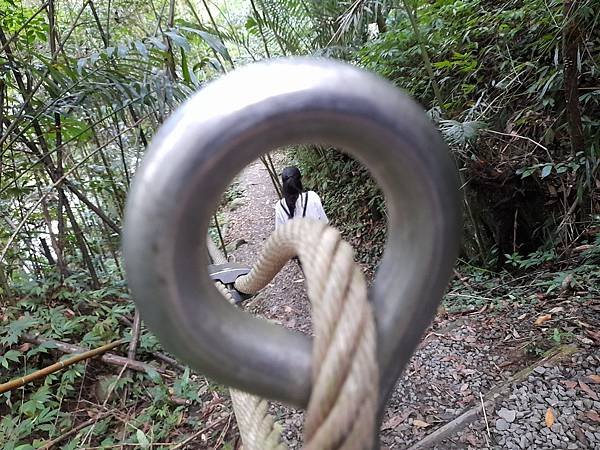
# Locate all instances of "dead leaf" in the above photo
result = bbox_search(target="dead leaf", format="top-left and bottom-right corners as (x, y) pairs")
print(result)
(561, 274), (574, 291)
(534, 314), (552, 326)
(574, 424), (589, 446)
(18, 342), (31, 352)
(461, 394), (475, 405)
(464, 433), (479, 446)
(562, 380), (578, 389)
(573, 244), (593, 253)
(382, 409), (414, 430)
(578, 336), (595, 345)
(579, 380), (599, 401)
(585, 375), (600, 384)
(585, 410), (600, 423)
(548, 306), (564, 314)
(545, 408), (555, 428)
(586, 329), (600, 343)
(413, 419), (431, 428)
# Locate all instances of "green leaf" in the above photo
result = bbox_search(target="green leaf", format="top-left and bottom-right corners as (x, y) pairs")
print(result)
(180, 26), (232, 63)
(76, 58), (87, 74)
(134, 41), (148, 58)
(164, 31), (190, 51)
(26, 341), (57, 358)
(541, 164), (553, 178)
(147, 37), (167, 51)
(136, 429), (150, 448)
(145, 367), (162, 384)
(0, 349), (21, 368)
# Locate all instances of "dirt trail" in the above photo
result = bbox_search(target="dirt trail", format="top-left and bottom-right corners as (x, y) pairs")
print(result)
(221, 156), (600, 450)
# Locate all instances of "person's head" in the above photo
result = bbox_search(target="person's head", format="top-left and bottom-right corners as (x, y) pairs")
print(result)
(281, 166), (303, 218)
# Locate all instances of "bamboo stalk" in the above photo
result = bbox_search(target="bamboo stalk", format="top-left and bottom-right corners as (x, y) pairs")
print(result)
(213, 214), (228, 260)
(0, 340), (124, 395)
(20, 334), (168, 376)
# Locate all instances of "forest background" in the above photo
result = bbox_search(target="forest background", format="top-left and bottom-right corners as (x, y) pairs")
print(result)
(0, 0), (598, 448)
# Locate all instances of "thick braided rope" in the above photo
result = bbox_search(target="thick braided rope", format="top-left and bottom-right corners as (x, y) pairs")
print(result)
(209, 242), (287, 450)
(235, 219), (379, 450)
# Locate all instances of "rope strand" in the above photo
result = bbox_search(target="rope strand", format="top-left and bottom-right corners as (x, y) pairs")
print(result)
(212, 219), (378, 449)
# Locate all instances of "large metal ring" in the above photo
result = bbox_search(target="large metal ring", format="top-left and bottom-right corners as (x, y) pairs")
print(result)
(123, 58), (461, 409)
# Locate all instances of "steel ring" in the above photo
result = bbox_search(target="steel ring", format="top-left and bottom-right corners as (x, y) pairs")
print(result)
(123, 58), (461, 409)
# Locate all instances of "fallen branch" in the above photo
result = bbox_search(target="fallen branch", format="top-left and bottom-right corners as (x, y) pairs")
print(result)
(152, 350), (187, 371)
(127, 311), (142, 361)
(21, 334), (170, 377)
(118, 316), (186, 371)
(407, 345), (578, 449)
(39, 410), (114, 450)
(171, 414), (231, 450)
(0, 339), (124, 394)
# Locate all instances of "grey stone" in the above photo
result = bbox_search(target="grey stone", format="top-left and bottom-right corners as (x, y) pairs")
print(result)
(496, 418), (511, 431)
(519, 435), (530, 448)
(585, 431), (596, 443)
(498, 408), (517, 423)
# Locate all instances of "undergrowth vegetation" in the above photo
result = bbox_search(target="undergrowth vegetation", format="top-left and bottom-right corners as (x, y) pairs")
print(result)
(290, 0), (599, 270)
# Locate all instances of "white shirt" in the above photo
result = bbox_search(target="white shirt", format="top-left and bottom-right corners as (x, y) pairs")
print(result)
(275, 191), (328, 228)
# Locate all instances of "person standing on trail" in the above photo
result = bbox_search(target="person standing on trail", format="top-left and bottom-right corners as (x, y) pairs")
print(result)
(275, 166), (328, 229)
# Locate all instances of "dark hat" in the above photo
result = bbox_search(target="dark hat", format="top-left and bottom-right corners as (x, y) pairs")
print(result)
(282, 166), (301, 181)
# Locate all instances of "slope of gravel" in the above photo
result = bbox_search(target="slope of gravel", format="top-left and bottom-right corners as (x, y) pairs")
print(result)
(220, 155), (600, 449)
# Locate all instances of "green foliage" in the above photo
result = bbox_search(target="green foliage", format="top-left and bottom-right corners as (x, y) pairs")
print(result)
(505, 249), (556, 270)
(292, 147), (386, 267)
(0, 282), (213, 448)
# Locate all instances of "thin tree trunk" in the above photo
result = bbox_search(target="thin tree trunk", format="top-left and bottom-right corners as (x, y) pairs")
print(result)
(128, 105), (148, 148)
(49, 0), (68, 282)
(0, 263), (11, 300)
(0, 79), (4, 188)
(375, 4), (387, 34)
(402, 0), (444, 107)
(563, 0), (584, 155)
(92, 191), (124, 279)
(165, 0), (178, 80)
(256, 0), (288, 55)
(62, 193), (100, 289)
(249, 0), (272, 58)
(260, 156), (282, 198)
(39, 192), (69, 277)
(39, 238), (56, 266)
(63, 181), (120, 234)
(112, 114), (131, 187)
(194, 0), (231, 70)
(91, 129), (125, 215)
(88, 1), (110, 47)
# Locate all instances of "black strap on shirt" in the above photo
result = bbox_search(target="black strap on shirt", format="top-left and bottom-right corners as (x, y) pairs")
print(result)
(281, 192), (308, 219)
(302, 192), (308, 217)
(280, 200), (291, 219)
